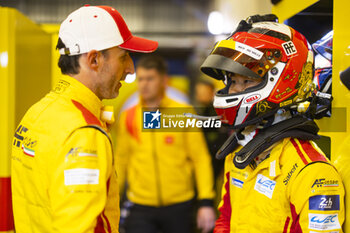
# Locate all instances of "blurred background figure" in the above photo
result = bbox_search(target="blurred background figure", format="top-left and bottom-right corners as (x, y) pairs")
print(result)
(115, 55), (216, 233)
(194, 81), (227, 180)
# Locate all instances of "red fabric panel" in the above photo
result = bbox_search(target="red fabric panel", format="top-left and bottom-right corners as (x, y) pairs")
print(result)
(291, 139), (308, 165)
(71, 100), (102, 127)
(299, 140), (327, 162)
(290, 203), (303, 233)
(94, 215), (106, 233)
(0, 177), (14, 231)
(214, 172), (231, 233)
(283, 217), (290, 233)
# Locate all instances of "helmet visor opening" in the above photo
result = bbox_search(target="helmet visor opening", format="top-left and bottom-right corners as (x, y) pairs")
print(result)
(211, 46), (282, 79)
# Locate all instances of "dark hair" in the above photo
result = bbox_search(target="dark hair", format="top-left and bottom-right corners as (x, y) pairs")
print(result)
(56, 38), (109, 75)
(137, 55), (168, 75)
(56, 38), (81, 75)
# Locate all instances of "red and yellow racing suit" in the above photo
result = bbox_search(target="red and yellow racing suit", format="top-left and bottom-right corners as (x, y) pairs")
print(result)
(11, 76), (119, 233)
(215, 137), (345, 233)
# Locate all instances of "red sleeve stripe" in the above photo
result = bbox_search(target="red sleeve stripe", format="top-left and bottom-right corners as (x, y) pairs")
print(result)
(289, 203), (302, 233)
(218, 172), (231, 215)
(298, 140), (327, 162)
(214, 172), (231, 233)
(94, 215), (106, 233)
(72, 100), (102, 127)
(291, 138), (308, 165)
(102, 212), (112, 233)
(283, 217), (290, 233)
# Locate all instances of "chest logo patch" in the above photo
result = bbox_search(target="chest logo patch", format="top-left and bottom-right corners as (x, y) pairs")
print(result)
(231, 177), (244, 188)
(254, 174), (276, 199)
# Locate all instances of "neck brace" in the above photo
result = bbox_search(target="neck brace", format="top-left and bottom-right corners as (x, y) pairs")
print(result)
(216, 116), (320, 169)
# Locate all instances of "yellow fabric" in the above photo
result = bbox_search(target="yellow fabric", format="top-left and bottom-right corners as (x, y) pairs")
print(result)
(115, 96), (215, 207)
(11, 76), (119, 233)
(216, 137), (345, 233)
(334, 135), (350, 233)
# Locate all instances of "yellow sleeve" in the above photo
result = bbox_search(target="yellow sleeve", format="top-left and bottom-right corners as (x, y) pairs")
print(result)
(49, 126), (113, 233)
(185, 130), (215, 202)
(289, 162), (345, 233)
(114, 111), (132, 195)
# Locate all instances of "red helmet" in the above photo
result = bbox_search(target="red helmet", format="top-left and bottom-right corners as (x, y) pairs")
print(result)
(201, 20), (315, 129)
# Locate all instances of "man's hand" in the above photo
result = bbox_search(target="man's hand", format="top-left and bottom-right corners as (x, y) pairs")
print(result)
(197, 206), (216, 233)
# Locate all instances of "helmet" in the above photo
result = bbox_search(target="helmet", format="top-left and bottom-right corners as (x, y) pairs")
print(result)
(201, 19), (315, 129)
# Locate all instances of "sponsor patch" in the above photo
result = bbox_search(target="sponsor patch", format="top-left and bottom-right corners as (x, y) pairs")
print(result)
(254, 174), (276, 199)
(311, 179), (339, 188)
(65, 147), (98, 159)
(244, 94), (261, 104)
(282, 41), (297, 56)
(64, 168), (99, 185)
(22, 144), (35, 157)
(283, 163), (298, 185)
(309, 195), (340, 211)
(232, 177), (244, 188)
(309, 213), (340, 231)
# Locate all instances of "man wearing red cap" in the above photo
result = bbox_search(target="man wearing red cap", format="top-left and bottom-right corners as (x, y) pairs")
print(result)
(11, 5), (158, 233)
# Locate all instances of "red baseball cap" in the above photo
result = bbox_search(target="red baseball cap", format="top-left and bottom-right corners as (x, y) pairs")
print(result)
(58, 5), (158, 56)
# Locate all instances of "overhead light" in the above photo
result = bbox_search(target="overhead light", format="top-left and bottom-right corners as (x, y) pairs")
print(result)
(0, 52), (8, 68)
(125, 73), (136, 83)
(208, 11), (224, 35)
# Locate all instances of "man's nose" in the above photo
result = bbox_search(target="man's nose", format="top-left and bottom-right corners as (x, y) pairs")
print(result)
(125, 55), (135, 75)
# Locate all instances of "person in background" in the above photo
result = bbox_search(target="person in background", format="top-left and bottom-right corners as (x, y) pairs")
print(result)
(116, 55), (216, 233)
(200, 15), (345, 233)
(194, 81), (226, 180)
(11, 5), (158, 233)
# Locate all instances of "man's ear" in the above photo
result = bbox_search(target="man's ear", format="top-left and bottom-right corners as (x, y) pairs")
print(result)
(86, 50), (102, 71)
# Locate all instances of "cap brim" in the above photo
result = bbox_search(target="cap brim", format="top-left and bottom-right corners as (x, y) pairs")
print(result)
(119, 36), (158, 53)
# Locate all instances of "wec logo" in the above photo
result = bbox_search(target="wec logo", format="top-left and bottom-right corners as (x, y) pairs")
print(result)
(254, 174), (276, 199)
(311, 215), (337, 224)
(309, 213), (340, 231)
(257, 178), (276, 190)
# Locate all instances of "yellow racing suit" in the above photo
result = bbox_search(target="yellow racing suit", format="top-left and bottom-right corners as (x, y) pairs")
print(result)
(11, 76), (119, 233)
(215, 137), (345, 233)
(115, 96), (215, 207)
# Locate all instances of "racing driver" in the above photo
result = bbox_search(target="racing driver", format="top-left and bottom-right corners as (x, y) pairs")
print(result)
(200, 15), (345, 233)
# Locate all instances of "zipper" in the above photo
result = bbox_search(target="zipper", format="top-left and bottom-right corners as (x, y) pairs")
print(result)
(151, 131), (163, 206)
